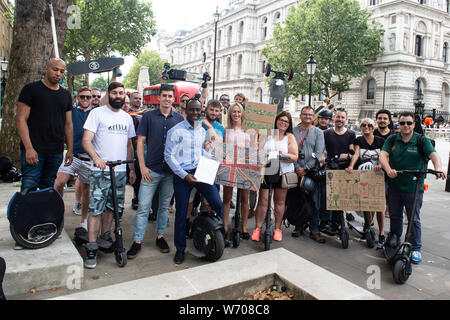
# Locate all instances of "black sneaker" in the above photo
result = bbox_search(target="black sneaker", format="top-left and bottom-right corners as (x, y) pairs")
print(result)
(127, 242), (141, 259)
(131, 198), (139, 210)
(377, 235), (385, 250)
(98, 231), (114, 253)
(156, 237), (170, 253)
(230, 201), (235, 209)
(84, 242), (98, 269)
(174, 250), (184, 264)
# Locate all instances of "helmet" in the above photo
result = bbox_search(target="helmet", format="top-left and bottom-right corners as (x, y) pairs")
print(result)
(318, 109), (333, 120)
(299, 176), (316, 195)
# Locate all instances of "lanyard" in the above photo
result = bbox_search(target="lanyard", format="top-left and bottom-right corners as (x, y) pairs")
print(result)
(298, 127), (311, 151)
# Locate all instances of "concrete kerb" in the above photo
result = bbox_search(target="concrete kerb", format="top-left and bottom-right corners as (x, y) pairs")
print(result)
(52, 248), (381, 300)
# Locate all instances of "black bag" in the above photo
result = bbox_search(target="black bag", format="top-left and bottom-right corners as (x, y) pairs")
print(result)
(0, 156), (13, 177)
(283, 186), (314, 229)
(7, 186), (64, 249)
(263, 158), (281, 185)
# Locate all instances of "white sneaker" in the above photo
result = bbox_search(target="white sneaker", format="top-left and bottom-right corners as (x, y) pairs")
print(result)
(73, 202), (82, 215)
(80, 219), (88, 231)
(411, 251), (422, 264)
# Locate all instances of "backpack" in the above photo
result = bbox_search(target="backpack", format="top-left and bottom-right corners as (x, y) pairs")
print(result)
(283, 187), (313, 229)
(0, 156), (13, 177)
(388, 133), (435, 168)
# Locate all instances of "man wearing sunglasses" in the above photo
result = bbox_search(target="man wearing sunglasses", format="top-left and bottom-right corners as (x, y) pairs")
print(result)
(219, 94), (231, 127)
(90, 88), (102, 108)
(54, 86), (94, 232)
(380, 111), (446, 264)
(178, 93), (190, 118)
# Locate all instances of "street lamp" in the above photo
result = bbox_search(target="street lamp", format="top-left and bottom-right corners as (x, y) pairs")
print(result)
(382, 66), (388, 109)
(0, 57), (8, 119)
(212, 7), (220, 99)
(306, 53), (317, 109)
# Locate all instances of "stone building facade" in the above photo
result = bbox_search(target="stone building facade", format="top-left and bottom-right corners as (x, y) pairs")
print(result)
(160, 0), (450, 121)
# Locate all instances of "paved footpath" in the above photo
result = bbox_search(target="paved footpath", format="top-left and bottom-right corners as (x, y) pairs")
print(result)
(3, 139), (450, 300)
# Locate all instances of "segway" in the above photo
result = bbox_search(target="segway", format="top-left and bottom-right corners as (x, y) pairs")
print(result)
(190, 209), (225, 262)
(384, 169), (441, 284)
(74, 160), (133, 267)
(8, 186), (64, 249)
(346, 155), (380, 248)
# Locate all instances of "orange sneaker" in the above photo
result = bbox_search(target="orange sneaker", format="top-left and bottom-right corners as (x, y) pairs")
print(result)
(273, 228), (282, 241)
(251, 228), (261, 241)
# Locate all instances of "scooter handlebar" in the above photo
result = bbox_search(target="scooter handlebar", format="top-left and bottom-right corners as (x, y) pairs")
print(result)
(397, 169), (443, 176)
(106, 160), (135, 167)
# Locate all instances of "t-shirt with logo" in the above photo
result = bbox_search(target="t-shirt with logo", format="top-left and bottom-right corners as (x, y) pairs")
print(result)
(381, 132), (435, 193)
(83, 105), (136, 172)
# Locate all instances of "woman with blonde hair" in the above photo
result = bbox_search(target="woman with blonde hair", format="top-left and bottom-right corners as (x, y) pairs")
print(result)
(346, 117), (386, 249)
(222, 103), (252, 242)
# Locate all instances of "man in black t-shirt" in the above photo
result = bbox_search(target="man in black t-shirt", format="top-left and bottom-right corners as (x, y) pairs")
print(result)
(374, 109), (393, 141)
(16, 58), (73, 192)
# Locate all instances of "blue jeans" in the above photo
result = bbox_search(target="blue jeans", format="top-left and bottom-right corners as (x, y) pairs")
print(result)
(318, 180), (330, 223)
(387, 187), (423, 251)
(20, 150), (63, 191)
(309, 186), (321, 234)
(133, 171), (174, 241)
(173, 171), (223, 252)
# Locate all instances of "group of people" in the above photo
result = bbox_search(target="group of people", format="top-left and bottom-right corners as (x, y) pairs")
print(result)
(15, 58), (446, 270)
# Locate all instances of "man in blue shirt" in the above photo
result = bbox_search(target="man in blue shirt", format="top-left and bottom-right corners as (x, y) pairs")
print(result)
(199, 99), (224, 141)
(127, 85), (184, 259)
(53, 86), (93, 231)
(165, 99), (223, 264)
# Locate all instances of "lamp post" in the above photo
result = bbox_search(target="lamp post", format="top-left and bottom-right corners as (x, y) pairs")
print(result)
(212, 7), (220, 99)
(306, 53), (317, 109)
(106, 44), (112, 83)
(382, 66), (388, 109)
(0, 57), (8, 120)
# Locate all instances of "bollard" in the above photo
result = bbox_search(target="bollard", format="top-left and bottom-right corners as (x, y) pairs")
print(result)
(446, 151), (450, 192)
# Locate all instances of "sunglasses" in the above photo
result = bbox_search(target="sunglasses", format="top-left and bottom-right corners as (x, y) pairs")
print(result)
(91, 95), (101, 99)
(180, 99), (189, 103)
(278, 119), (290, 124)
(399, 121), (414, 126)
(220, 98), (230, 102)
(79, 95), (91, 100)
(360, 123), (374, 128)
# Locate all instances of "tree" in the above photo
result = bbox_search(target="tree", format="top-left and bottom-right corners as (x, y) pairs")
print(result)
(0, 0), (72, 164)
(262, 0), (384, 100)
(90, 76), (108, 91)
(63, 0), (156, 92)
(123, 50), (167, 89)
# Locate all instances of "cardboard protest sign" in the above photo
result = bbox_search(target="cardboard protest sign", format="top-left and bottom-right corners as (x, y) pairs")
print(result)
(326, 170), (386, 212)
(211, 141), (265, 191)
(243, 102), (278, 131)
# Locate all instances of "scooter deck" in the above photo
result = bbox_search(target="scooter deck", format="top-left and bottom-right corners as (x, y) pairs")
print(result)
(73, 227), (113, 249)
(384, 244), (401, 263)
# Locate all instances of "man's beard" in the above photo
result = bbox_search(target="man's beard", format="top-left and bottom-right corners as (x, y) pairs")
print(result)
(109, 96), (124, 109)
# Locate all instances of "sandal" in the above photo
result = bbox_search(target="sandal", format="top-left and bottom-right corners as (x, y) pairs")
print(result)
(242, 232), (250, 240)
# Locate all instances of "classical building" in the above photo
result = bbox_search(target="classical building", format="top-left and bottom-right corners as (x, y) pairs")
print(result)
(0, 0), (13, 60)
(160, 0), (450, 121)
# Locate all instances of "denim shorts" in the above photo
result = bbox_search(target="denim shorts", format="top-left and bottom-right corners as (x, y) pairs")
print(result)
(57, 155), (92, 184)
(88, 170), (127, 216)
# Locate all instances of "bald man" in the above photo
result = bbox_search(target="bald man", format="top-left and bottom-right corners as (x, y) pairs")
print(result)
(16, 58), (74, 194)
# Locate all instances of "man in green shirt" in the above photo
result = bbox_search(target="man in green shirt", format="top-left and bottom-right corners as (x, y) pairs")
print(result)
(379, 111), (446, 264)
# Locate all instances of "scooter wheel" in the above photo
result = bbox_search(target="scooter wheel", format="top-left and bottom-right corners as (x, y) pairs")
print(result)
(393, 259), (410, 284)
(115, 250), (127, 268)
(232, 230), (240, 248)
(366, 229), (375, 248)
(340, 229), (349, 249)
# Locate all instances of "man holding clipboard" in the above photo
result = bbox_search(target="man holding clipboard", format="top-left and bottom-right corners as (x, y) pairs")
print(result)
(165, 99), (222, 265)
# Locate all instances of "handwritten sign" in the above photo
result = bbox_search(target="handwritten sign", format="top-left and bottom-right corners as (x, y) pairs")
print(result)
(326, 170), (386, 212)
(243, 102), (278, 131)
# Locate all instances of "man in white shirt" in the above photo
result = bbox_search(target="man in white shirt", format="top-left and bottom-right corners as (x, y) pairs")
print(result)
(82, 82), (136, 269)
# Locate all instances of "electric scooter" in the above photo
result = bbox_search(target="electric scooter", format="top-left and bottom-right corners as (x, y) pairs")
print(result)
(74, 160), (133, 268)
(230, 189), (242, 248)
(346, 154), (380, 248)
(384, 169), (441, 284)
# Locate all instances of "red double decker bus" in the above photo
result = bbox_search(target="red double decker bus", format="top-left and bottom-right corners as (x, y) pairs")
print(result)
(142, 82), (201, 109)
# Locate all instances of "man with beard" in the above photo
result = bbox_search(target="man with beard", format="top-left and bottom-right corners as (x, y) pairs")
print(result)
(82, 82), (136, 269)
(127, 84), (184, 259)
(16, 58), (74, 192)
(374, 109), (393, 141)
(200, 99), (225, 142)
(165, 99), (223, 264)
(54, 87), (93, 232)
(323, 108), (355, 233)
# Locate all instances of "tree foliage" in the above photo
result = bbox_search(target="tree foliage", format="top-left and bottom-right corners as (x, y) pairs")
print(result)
(89, 75), (108, 91)
(123, 50), (167, 89)
(262, 0), (384, 100)
(63, 0), (157, 90)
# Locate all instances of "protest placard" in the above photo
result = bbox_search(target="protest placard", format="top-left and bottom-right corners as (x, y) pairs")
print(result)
(243, 101), (278, 131)
(326, 170), (386, 212)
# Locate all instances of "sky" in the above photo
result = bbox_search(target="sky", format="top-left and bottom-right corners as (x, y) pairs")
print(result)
(118, 0), (222, 81)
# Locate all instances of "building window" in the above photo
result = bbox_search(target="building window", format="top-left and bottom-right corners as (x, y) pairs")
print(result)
(226, 57), (231, 80)
(367, 79), (375, 100)
(227, 26), (233, 47)
(262, 17), (268, 40)
(238, 21), (244, 44)
(415, 35), (422, 56)
(444, 42), (448, 62)
(414, 79), (423, 100)
(237, 54), (243, 77)
(447, 0), (449, 13)
(370, 0), (379, 5)
(418, 0), (425, 4)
